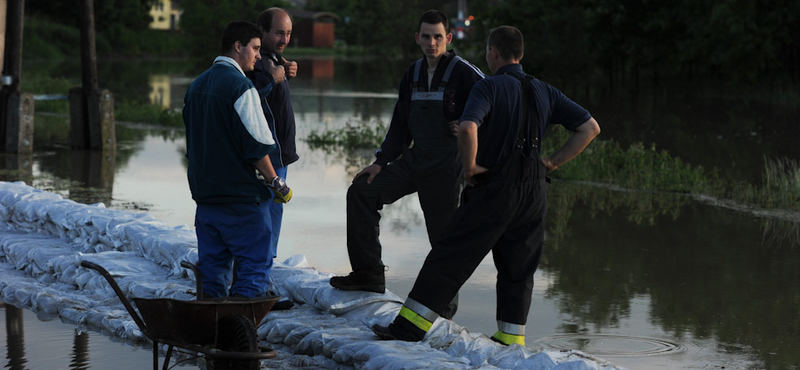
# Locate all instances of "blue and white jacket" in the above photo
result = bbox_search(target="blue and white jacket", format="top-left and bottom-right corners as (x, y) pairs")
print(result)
(183, 56), (277, 203)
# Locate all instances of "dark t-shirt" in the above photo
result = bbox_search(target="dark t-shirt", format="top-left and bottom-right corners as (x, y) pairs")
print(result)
(460, 64), (592, 169)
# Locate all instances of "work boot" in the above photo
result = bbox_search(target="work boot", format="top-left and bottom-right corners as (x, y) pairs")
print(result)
(266, 290), (295, 311)
(371, 316), (425, 342)
(329, 266), (385, 293)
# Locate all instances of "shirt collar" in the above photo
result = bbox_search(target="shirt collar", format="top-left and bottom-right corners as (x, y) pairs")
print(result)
(496, 63), (524, 76)
(213, 56), (246, 76)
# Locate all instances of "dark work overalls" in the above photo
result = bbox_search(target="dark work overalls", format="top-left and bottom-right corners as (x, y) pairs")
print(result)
(346, 57), (466, 319)
(402, 74), (546, 342)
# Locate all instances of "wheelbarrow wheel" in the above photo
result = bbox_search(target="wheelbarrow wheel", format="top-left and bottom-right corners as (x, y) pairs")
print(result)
(210, 315), (259, 370)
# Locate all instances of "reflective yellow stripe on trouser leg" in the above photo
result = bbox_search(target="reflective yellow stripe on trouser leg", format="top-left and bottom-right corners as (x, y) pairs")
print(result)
(398, 298), (439, 332)
(492, 331), (525, 346)
(399, 307), (433, 332)
(492, 320), (526, 346)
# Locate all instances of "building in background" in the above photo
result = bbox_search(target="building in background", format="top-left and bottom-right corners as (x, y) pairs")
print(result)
(149, 0), (183, 30)
(285, 10), (340, 48)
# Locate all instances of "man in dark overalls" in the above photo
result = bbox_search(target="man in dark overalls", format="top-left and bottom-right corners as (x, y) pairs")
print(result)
(330, 10), (484, 319)
(372, 25), (601, 345)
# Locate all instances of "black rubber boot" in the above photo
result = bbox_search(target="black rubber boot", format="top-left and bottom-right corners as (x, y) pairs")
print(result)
(371, 316), (426, 342)
(329, 266), (386, 293)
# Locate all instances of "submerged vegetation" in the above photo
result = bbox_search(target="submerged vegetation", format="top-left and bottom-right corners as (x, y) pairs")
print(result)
(756, 157), (800, 210)
(305, 119), (389, 178)
(544, 127), (800, 213)
(555, 129), (800, 213)
(308, 123), (800, 214)
(114, 101), (183, 127)
(306, 119), (386, 149)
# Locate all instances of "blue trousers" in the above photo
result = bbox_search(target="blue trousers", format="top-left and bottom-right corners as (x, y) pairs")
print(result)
(264, 166), (287, 261)
(195, 202), (273, 298)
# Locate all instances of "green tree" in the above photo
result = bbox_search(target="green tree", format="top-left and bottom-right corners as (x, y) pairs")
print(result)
(24, 0), (183, 56)
(307, 0), (458, 58)
(26, 0), (155, 36)
(676, 0), (800, 84)
(470, 0), (799, 89)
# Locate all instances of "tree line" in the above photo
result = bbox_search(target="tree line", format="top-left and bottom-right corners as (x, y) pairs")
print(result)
(310, 0), (799, 89)
(467, 0), (799, 89)
(23, 0), (799, 89)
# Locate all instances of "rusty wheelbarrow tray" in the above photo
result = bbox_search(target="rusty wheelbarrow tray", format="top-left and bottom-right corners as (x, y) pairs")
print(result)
(80, 260), (278, 370)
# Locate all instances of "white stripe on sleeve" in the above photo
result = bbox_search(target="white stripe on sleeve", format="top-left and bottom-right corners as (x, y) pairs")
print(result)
(234, 86), (276, 146)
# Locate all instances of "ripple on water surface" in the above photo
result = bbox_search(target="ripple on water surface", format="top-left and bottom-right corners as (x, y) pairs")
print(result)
(534, 334), (682, 357)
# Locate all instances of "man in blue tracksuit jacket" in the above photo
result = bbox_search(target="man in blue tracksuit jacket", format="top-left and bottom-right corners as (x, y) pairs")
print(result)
(183, 21), (292, 299)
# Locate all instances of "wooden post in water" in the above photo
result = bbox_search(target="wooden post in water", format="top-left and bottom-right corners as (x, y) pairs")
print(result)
(69, 0), (115, 152)
(1, 0), (34, 155)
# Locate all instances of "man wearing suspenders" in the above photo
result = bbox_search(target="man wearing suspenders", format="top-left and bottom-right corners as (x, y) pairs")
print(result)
(330, 10), (484, 319)
(372, 25), (601, 345)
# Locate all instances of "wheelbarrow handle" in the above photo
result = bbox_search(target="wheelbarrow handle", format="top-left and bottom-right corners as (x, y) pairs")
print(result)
(180, 261), (204, 300)
(79, 260), (149, 334)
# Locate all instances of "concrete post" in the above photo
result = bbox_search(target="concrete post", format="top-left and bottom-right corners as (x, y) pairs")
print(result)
(87, 89), (115, 151)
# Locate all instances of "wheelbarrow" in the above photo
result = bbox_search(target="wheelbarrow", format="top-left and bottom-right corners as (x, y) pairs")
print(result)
(80, 260), (279, 370)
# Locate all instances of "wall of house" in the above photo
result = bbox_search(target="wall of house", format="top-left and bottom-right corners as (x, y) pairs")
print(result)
(149, 1), (181, 30)
(149, 1), (171, 30)
(312, 22), (334, 48)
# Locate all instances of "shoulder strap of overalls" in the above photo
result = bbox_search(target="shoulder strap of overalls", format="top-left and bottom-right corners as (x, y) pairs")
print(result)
(411, 59), (423, 90)
(411, 56), (462, 92)
(437, 56), (463, 91)
(504, 73), (537, 156)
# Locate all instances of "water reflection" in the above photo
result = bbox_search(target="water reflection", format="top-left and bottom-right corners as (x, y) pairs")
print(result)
(69, 332), (89, 370)
(0, 154), (33, 185)
(542, 182), (800, 367)
(4, 304), (26, 370)
(1, 305), (151, 370)
(148, 75), (171, 108)
(68, 150), (115, 205)
(297, 58), (335, 80)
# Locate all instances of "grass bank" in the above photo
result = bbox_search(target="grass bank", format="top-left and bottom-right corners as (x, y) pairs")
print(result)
(306, 124), (800, 214)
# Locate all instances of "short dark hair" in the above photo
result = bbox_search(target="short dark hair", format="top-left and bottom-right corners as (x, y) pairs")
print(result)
(418, 10), (449, 32)
(220, 21), (261, 54)
(488, 26), (524, 61)
(256, 7), (289, 33)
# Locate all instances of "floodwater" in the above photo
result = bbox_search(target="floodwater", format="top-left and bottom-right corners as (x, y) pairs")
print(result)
(2, 56), (800, 370)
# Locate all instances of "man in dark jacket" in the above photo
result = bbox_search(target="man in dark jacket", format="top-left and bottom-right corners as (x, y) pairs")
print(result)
(330, 10), (484, 319)
(246, 7), (299, 266)
(372, 25), (601, 345)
